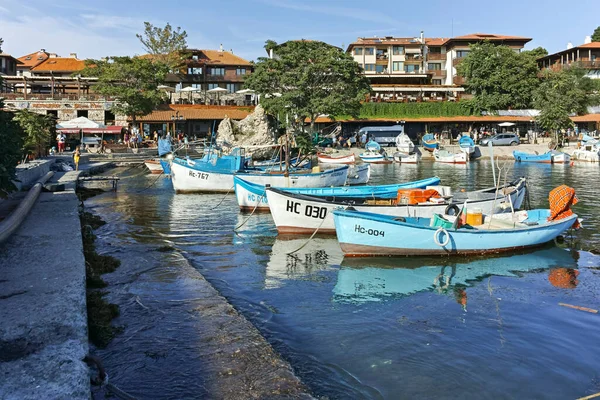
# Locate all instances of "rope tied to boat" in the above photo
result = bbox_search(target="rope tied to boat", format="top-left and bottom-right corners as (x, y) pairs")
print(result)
(234, 194), (265, 230)
(210, 186), (235, 210)
(286, 215), (328, 255)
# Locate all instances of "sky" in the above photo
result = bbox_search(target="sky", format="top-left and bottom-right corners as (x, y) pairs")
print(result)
(1, 0), (599, 62)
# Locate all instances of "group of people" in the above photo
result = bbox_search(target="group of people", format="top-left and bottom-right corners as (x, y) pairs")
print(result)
(123, 126), (143, 148)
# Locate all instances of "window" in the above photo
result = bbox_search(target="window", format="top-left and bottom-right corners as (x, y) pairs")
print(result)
(365, 47), (374, 56)
(393, 46), (404, 55)
(375, 65), (385, 73)
(456, 50), (470, 58)
(392, 61), (403, 71)
(376, 49), (387, 59)
(236, 68), (246, 75)
(210, 67), (225, 75)
(428, 63), (442, 70)
(226, 83), (238, 93)
(77, 110), (88, 118)
(192, 84), (201, 89)
(363, 64), (375, 71)
(208, 83), (219, 90)
(404, 64), (419, 72)
(354, 47), (363, 56)
(187, 67), (202, 75)
(432, 79), (442, 85)
(428, 46), (441, 54)
(104, 110), (115, 122)
(192, 55), (198, 60)
(46, 110), (58, 118)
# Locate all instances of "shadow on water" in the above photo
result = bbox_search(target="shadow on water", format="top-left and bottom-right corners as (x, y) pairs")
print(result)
(84, 163), (600, 399)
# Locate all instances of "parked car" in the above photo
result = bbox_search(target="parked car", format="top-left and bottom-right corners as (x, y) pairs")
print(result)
(479, 133), (520, 146)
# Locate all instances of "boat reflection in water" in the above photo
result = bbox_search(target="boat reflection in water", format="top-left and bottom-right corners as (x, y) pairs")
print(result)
(265, 236), (343, 289)
(335, 247), (579, 304)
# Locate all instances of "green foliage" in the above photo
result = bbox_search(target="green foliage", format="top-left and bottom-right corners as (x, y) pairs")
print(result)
(81, 57), (169, 121)
(592, 26), (600, 42)
(0, 101), (24, 197)
(340, 101), (475, 119)
(13, 110), (55, 159)
(534, 65), (599, 133)
(457, 42), (540, 111)
(136, 22), (189, 70)
(245, 40), (371, 130)
(522, 47), (549, 59)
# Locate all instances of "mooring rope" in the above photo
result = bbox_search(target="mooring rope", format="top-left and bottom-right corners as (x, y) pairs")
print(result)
(210, 186), (235, 210)
(136, 171), (166, 193)
(286, 216), (328, 255)
(234, 194), (265, 230)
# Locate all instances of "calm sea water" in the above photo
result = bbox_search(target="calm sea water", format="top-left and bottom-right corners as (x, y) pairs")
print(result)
(88, 161), (600, 399)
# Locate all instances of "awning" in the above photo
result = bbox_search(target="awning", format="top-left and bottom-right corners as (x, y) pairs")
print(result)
(58, 126), (124, 134)
(372, 86), (465, 92)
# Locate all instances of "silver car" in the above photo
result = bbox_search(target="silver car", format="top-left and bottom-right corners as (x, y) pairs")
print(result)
(479, 133), (520, 146)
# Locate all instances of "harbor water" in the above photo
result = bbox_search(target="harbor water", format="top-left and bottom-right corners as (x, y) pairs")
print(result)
(87, 160), (600, 399)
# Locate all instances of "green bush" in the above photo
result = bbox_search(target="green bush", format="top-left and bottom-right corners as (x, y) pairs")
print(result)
(337, 101), (476, 120)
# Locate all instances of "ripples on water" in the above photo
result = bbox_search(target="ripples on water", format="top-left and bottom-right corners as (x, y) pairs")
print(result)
(88, 161), (600, 399)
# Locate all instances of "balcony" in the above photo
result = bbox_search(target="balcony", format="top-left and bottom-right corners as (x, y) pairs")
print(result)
(405, 54), (423, 62)
(429, 70), (447, 78)
(427, 53), (445, 61)
(452, 57), (464, 66)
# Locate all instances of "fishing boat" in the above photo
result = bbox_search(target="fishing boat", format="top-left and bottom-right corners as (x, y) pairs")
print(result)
(421, 133), (439, 152)
(359, 141), (390, 164)
(346, 164), (370, 185)
(573, 135), (600, 162)
(171, 147), (349, 193)
(317, 152), (356, 164)
(434, 149), (467, 164)
(160, 159), (172, 175)
(144, 159), (164, 174)
(395, 133), (415, 154)
(253, 156), (309, 169)
(393, 152), (420, 164)
(266, 178), (527, 234)
(234, 175), (441, 211)
(333, 207), (577, 257)
(458, 135), (476, 159)
(513, 150), (571, 164)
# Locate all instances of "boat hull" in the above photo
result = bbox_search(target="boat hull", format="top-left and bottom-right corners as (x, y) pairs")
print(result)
(266, 179), (527, 235)
(173, 158), (349, 194)
(573, 149), (600, 162)
(317, 153), (356, 164)
(235, 175), (441, 211)
(334, 209), (577, 256)
(393, 153), (420, 164)
(144, 160), (163, 174)
(513, 150), (571, 164)
(434, 150), (467, 164)
(346, 164), (370, 185)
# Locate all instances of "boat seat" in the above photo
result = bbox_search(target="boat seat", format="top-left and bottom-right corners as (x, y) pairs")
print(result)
(469, 218), (526, 230)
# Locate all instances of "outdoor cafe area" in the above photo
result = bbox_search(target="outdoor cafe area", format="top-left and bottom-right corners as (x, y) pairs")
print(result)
(367, 85), (465, 103)
(160, 85), (257, 106)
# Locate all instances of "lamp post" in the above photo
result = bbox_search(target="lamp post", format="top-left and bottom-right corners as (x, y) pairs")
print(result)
(170, 111), (185, 136)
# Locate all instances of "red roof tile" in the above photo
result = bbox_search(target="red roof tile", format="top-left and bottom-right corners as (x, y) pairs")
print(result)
(579, 42), (600, 49)
(17, 50), (50, 68)
(450, 33), (531, 41)
(132, 105), (254, 122)
(31, 57), (86, 72)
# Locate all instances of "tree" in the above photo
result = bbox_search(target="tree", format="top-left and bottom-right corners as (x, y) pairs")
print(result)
(136, 22), (188, 70)
(0, 101), (24, 197)
(522, 47), (548, 59)
(592, 26), (600, 42)
(244, 40), (370, 134)
(534, 65), (599, 144)
(457, 42), (541, 111)
(13, 110), (55, 161)
(80, 57), (169, 124)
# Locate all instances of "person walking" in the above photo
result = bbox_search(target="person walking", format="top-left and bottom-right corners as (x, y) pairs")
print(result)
(73, 146), (81, 171)
(56, 132), (66, 153)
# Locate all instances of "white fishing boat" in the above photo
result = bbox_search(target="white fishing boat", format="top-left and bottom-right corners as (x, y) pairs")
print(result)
(266, 178), (527, 234)
(393, 152), (420, 164)
(434, 149), (467, 164)
(573, 143), (600, 162)
(171, 148), (349, 193)
(458, 136), (476, 158)
(317, 152), (356, 164)
(144, 159), (163, 174)
(346, 164), (370, 185)
(395, 133), (415, 154)
(359, 140), (391, 164)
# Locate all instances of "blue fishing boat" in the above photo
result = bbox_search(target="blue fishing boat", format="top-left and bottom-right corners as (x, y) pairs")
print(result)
(458, 135), (475, 157)
(359, 141), (389, 163)
(333, 208), (577, 256)
(421, 133), (439, 152)
(234, 175), (441, 210)
(513, 150), (570, 164)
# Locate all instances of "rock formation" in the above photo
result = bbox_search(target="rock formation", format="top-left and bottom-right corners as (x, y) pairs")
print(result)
(216, 105), (277, 159)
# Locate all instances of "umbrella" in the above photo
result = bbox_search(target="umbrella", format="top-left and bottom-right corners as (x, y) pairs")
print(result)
(498, 122), (516, 127)
(56, 116), (105, 129)
(207, 87), (228, 93)
(157, 85), (175, 92)
(179, 86), (200, 92)
(236, 88), (255, 94)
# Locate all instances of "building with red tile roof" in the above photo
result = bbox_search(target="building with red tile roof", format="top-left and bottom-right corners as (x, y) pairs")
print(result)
(17, 49), (50, 76)
(347, 32), (531, 103)
(537, 37), (600, 79)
